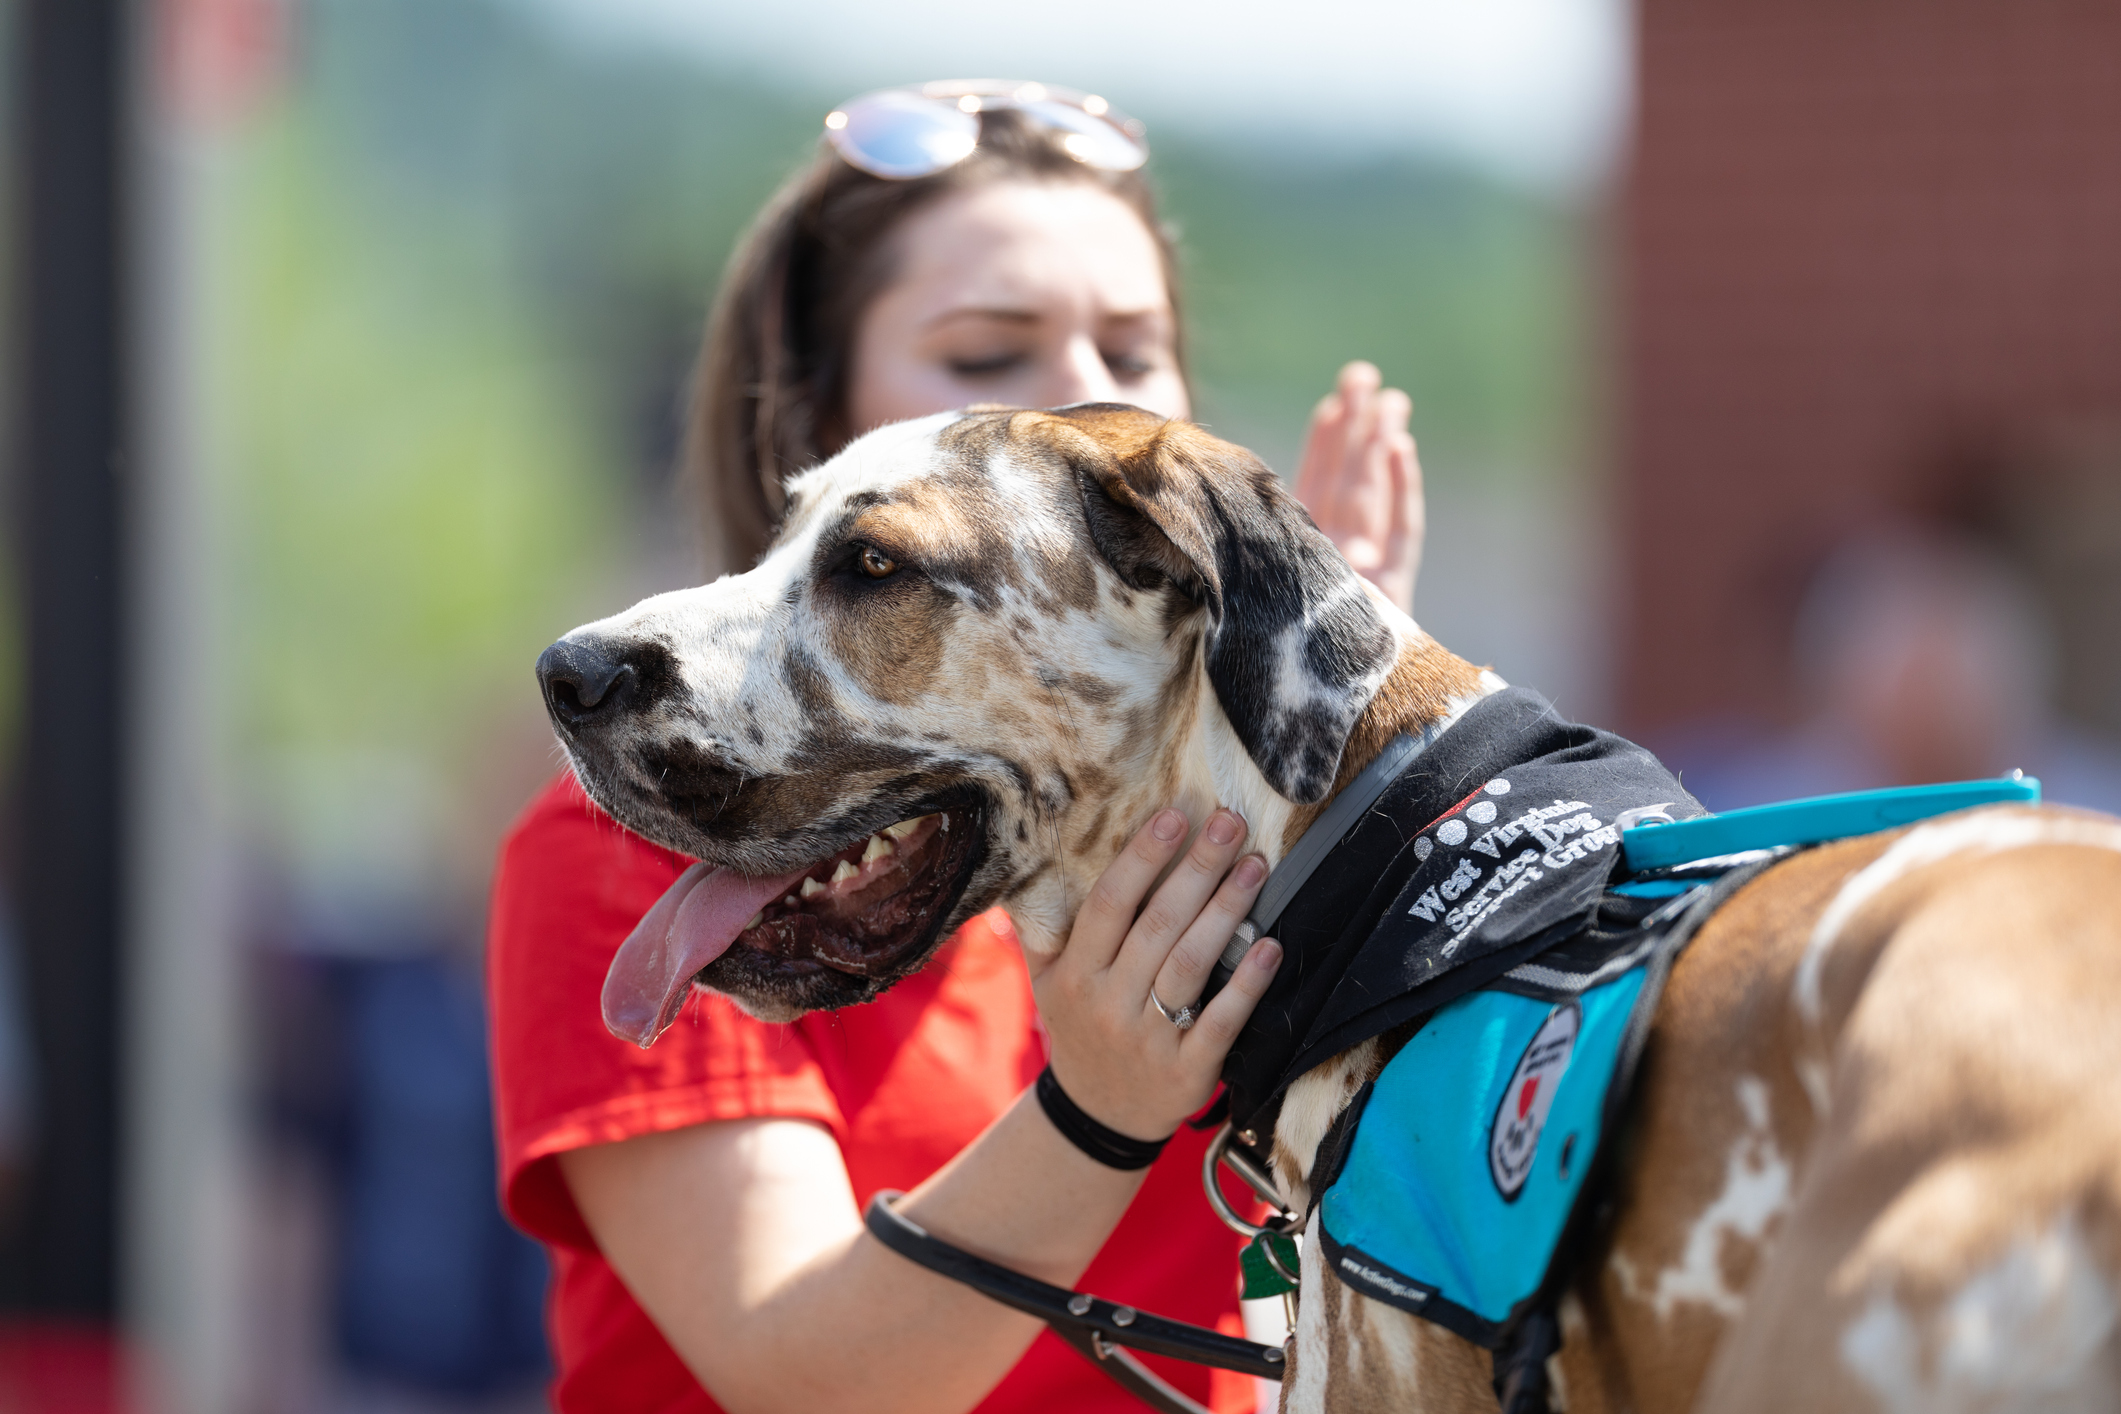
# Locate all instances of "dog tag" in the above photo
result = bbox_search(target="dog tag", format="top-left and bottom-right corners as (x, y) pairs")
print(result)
(1241, 1232), (1301, 1300)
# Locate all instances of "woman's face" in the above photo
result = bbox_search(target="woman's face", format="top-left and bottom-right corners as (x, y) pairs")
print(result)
(845, 180), (1189, 435)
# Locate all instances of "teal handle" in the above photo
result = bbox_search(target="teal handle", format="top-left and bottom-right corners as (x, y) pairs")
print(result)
(1621, 775), (2042, 874)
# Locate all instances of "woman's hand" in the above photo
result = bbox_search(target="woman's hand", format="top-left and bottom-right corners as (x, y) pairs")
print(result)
(1023, 807), (1283, 1143)
(1293, 360), (1425, 613)
(566, 809), (1281, 1414)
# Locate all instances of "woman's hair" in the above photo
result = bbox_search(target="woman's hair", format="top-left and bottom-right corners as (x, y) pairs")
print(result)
(685, 107), (1185, 574)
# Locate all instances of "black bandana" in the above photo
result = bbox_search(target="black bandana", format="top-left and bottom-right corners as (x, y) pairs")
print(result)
(1222, 687), (1704, 1133)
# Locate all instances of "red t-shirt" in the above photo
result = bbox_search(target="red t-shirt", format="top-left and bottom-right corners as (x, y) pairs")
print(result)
(489, 773), (1255, 1413)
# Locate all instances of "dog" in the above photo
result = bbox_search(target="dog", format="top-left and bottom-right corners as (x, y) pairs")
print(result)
(539, 405), (2121, 1412)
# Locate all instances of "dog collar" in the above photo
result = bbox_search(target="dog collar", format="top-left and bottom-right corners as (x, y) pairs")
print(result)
(1216, 687), (1710, 1134)
(1212, 722), (1446, 981)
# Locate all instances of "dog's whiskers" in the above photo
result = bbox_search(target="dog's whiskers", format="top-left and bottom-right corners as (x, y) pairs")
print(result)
(1039, 661), (1085, 922)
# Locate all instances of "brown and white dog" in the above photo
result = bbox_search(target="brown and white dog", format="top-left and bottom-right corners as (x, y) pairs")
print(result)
(538, 405), (2121, 1412)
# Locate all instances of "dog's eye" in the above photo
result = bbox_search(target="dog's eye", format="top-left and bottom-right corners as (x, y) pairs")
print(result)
(858, 546), (898, 579)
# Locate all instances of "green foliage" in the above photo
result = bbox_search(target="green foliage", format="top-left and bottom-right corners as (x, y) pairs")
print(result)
(292, 0), (1589, 487)
(215, 111), (615, 767)
(1158, 147), (1588, 480)
(209, 0), (1589, 879)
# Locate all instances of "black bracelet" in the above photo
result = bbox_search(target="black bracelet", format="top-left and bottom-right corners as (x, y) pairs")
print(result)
(1034, 1066), (1170, 1171)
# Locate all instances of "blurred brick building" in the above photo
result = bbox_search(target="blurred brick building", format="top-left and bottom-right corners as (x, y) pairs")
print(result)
(1619, 0), (2121, 745)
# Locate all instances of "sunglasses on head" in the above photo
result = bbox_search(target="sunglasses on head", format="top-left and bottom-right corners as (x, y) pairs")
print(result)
(823, 79), (1149, 180)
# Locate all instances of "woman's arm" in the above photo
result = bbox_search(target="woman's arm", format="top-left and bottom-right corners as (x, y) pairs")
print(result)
(563, 806), (1282, 1414)
(563, 1100), (1132, 1414)
(1294, 360), (1424, 613)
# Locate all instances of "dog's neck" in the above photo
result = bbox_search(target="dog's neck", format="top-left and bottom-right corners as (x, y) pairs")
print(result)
(1172, 621), (1496, 866)
(1005, 589), (1496, 956)
(1281, 598), (1501, 854)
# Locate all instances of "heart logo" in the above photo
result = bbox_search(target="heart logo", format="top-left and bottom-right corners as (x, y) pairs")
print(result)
(1491, 1002), (1581, 1201)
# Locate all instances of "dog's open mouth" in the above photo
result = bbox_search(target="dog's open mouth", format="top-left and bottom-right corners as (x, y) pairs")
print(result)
(601, 807), (979, 1046)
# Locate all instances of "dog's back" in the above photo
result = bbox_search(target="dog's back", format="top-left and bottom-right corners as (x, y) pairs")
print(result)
(1674, 810), (2121, 1413)
(1291, 808), (2121, 1414)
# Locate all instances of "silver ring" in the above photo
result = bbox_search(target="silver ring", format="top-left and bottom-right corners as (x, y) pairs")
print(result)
(1150, 987), (1199, 1031)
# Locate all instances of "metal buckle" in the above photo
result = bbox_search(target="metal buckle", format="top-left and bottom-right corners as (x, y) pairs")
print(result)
(1202, 1121), (1300, 1239)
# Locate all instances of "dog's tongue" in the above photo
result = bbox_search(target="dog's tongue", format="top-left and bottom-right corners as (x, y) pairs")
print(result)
(602, 861), (809, 1047)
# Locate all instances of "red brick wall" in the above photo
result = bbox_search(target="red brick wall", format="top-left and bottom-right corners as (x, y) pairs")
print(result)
(1619, 0), (2121, 739)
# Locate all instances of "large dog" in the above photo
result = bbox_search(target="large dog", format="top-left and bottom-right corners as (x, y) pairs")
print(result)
(538, 406), (2121, 1412)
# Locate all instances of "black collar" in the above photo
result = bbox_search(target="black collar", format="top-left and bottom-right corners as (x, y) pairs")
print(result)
(1220, 686), (1701, 1134)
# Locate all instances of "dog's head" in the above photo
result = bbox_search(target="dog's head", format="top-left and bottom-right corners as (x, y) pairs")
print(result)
(540, 405), (1400, 1033)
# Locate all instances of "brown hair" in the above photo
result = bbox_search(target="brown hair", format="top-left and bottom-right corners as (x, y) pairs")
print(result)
(684, 107), (1185, 575)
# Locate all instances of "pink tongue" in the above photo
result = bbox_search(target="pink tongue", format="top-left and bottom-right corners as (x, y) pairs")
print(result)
(602, 860), (810, 1047)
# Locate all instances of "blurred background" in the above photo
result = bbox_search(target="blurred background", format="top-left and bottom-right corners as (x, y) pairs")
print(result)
(0, 0), (2115, 1410)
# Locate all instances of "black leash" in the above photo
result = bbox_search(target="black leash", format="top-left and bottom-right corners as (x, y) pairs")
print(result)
(863, 1191), (1285, 1414)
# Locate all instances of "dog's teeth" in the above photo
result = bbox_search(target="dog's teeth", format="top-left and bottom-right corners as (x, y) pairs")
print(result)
(831, 859), (860, 885)
(862, 833), (893, 864)
(800, 877), (826, 900)
(783, 895), (798, 908)
(884, 815), (929, 841)
(743, 911), (763, 931)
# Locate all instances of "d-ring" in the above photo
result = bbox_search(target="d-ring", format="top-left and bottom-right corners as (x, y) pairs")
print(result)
(1149, 987), (1199, 1031)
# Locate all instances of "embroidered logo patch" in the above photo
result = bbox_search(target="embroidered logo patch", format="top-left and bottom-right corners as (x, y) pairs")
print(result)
(1489, 1002), (1580, 1200)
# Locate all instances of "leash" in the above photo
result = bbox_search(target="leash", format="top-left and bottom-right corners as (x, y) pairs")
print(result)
(864, 1191), (1286, 1413)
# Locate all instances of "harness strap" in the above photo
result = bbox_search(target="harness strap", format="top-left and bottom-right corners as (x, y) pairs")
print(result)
(863, 1192), (1286, 1412)
(1486, 854), (1794, 1414)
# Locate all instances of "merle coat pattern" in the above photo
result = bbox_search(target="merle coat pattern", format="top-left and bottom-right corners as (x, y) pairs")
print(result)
(539, 407), (2121, 1414)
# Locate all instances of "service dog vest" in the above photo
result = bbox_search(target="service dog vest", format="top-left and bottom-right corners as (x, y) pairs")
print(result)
(1304, 874), (1733, 1351)
(1218, 686), (1707, 1136)
(1294, 769), (2044, 1354)
(858, 682), (2043, 1414)
(1209, 688), (2041, 1410)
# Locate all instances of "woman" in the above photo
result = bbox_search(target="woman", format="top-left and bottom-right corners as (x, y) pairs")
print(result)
(489, 83), (1425, 1414)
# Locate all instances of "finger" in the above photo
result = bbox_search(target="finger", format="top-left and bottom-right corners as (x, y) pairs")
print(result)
(1339, 362), (1381, 433)
(1366, 439), (1413, 609)
(1331, 362), (1382, 462)
(1070, 808), (1190, 974)
(1388, 428), (1423, 599)
(1303, 363), (1374, 516)
(1337, 360), (1381, 406)
(1398, 430), (1424, 531)
(1150, 851), (1267, 1012)
(1402, 427), (1425, 510)
(1376, 384), (1411, 435)
(1331, 364), (1382, 529)
(1379, 390), (1422, 608)
(1327, 399), (1396, 577)
(1293, 387), (1348, 509)
(1186, 937), (1284, 1051)
(1355, 390), (1404, 526)
(1111, 808), (1249, 996)
(1377, 389), (1418, 504)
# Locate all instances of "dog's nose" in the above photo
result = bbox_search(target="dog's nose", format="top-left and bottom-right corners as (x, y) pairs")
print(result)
(538, 636), (638, 730)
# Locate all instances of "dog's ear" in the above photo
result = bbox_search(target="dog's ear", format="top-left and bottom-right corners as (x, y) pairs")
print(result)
(1043, 404), (1397, 805)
